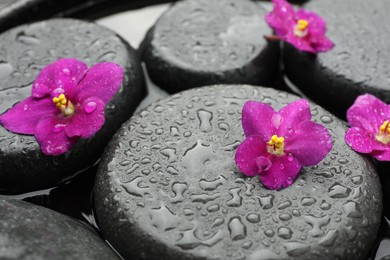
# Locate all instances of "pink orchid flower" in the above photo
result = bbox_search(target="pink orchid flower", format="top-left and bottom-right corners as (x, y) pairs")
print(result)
(265, 0), (334, 53)
(0, 58), (123, 156)
(235, 99), (333, 190)
(345, 94), (390, 161)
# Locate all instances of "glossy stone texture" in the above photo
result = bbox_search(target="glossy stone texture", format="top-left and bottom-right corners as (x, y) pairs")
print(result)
(284, 0), (390, 118)
(142, 0), (279, 93)
(95, 85), (382, 260)
(0, 18), (145, 194)
(0, 199), (119, 259)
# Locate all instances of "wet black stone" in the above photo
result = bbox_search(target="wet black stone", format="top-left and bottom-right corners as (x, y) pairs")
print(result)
(0, 199), (119, 259)
(95, 85), (382, 260)
(142, 0), (280, 94)
(0, 18), (145, 194)
(283, 0), (390, 118)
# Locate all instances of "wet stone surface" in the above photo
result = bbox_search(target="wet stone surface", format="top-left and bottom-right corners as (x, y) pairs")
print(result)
(0, 199), (119, 260)
(0, 18), (145, 193)
(95, 85), (382, 260)
(142, 0), (279, 93)
(284, 0), (390, 118)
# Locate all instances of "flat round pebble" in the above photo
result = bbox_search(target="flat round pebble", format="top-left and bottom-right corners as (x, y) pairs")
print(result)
(95, 85), (382, 260)
(0, 18), (145, 193)
(142, 0), (279, 93)
(0, 199), (119, 259)
(284, 0), (390, 118)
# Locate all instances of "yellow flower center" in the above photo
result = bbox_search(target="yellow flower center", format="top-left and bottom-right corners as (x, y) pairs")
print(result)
(267, 134), (285, 156)
(53, 93), (75, 116)
(376, 120), (390, 144)
(294, 19), (309, 38)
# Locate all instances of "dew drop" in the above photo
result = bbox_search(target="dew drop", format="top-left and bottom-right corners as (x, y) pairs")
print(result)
(84, 101), (97, 113)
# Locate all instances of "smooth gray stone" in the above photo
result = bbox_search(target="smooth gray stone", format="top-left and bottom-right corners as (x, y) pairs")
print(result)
(142, 0), (279, 93)
(95, 84), (382, 260)
(284, 0), (390, 118)
(0, 18), (145, 194)
(0, 199), (120, 259)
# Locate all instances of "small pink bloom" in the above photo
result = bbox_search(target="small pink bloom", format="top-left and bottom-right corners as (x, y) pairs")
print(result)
(235, 100), (333, 190)
(0, 58), (123, 156)
(265, 0), (334, 53)
(345, 94), (390, 161)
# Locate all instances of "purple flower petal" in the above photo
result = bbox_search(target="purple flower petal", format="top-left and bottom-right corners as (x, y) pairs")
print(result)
(34, 116), (78, 156)
(285, 32), (316, 53)
(259, 155), (301, 190)
(0, 97), (57, 135)
(65, 97), (105, 138)
(370, 149), (390, 161)
(235, 135), (269, 177)
(347, 94), (390, 135)
(278, 99), (311, 137)
(265, 0), (295, 38)
(32, 58), (88, 99)
(75, 62), (123, 104)
(266, 0), (334, 53)
(296, 9), (326, 37)
(241, 101), (277, 140)
(345, 127), (385, 153)
(284, 121), (333, 166)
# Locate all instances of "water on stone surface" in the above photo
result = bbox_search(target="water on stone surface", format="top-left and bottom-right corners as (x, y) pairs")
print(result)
(0, 1), (388, 259)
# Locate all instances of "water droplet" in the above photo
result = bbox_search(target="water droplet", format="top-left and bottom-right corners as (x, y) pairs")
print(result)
(197, 109), (213, 132)
(256, 194), (274, 209)
(170, 126), (180, 137)
(125, 163), (140, 174)
(277, 201), (292, 210)
(328, 183), (351, 198)
(226, 187), (242, 207)
(351, 176), (363, 185)
(53, 124), (66, 133)
(212, 218), (225, 228)
(279, 213), (292, 221)
(171, 182), (188, 203)
(301, 197), (316, 206)
(278, 227), (293, 239)
(320, 115), (333, 123)
(62, 68), (70, 76)
(218, 122), (230, 131)
(16, 32), (40, 45)
(343, 201), (363, 218)
(320, 201), (331, 210)
(199, 176), (226, 190)
(207, 204), (220, 212)
(183, 208), (195, 216)
(121, 176), (150, 197)
(319, 230), (338, 247)
(160, 148), (177, 162)
(284, 242), (310, 257)
(303, 215), (330, 237)
(246, 213), (260, 223)
(182, 140), (214, 176)
(228, 217), (246, 241)
(190, 192), (221, 204)
(84, 101), (97, 113)
(0, 62), (13, 79)
(149, 206), (181, 231)
(264, 229), (274, 237)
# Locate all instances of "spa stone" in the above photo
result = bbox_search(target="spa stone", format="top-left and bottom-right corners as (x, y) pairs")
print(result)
(284, 0), (390, 118)
(95, 84), (382, 260)
(0, 199), (120, 259)
(0, 18), (145, 193)
(142, 0), (279, 93)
